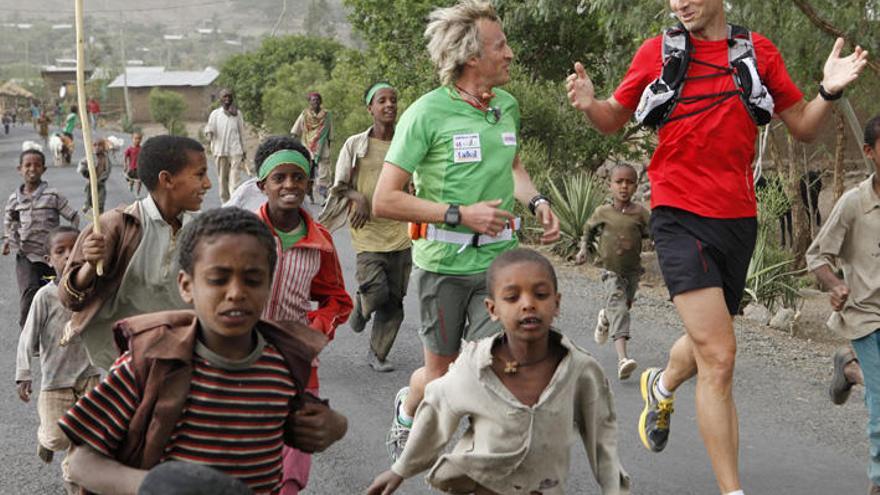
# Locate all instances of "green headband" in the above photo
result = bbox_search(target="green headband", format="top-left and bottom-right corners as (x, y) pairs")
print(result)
(258, 149), (311, 180)
(365, 83), (394, 106)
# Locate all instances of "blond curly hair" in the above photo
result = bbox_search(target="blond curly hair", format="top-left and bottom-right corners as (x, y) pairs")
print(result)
(425, 0), (499, 86)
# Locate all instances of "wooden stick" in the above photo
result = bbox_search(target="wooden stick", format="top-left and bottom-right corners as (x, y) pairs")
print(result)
(74, 0), (103, 276)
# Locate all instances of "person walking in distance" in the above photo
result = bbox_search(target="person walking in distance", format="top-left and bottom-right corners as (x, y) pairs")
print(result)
(291, 92), (333, 202)
(205, 88), (248, 202)
(566, 1), (868, 493)
(372, 0), (559, 462)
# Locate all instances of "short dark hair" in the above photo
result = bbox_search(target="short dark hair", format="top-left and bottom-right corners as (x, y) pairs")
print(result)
(254, 135), (312, 175)
(69, 104), (78, 114)
(609, 162), (638, 180)
(47, 225), (80, 247)
(865, 114), (880, 148)
(486, 248), (558, 297)
(19, 149), (45, 167)
(177, 207), (277, 276)
(137, 135), (205, 190)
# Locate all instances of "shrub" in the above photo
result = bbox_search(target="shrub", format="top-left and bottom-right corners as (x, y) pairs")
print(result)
(148, 88), (187, 136)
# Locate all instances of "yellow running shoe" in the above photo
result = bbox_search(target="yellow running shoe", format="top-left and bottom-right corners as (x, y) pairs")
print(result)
(638, 367), (674, 452)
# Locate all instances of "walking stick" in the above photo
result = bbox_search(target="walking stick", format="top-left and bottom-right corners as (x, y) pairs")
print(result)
(74, 0), (103, 276)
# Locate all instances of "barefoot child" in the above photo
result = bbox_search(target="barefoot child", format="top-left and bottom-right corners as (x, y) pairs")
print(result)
(60, 207), (348, 495)
(367, 248), (630, 495)
(253, 135), (353, 494)
(807, 114), (880, 493)
(59, 135), (211, 371)
(575, 163), (650, 380)
(15, 226), (99, 477)
(4, 148), (80, 328)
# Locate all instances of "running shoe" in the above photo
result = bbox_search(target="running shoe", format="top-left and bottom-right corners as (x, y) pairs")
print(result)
(37, 444), (53, 463)
(830, 346), (857, 405)
(618, 357), (638, 380)
(638, 367), (674, 452)
(594, 309), (609, 345)
(386, 386), (411, 462)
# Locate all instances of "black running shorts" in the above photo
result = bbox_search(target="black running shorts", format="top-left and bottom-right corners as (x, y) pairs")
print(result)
(650, 206), (758, 315)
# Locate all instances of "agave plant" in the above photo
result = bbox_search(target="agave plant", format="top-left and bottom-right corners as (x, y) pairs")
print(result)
(743, 174), (804, 312)
(544, 172), (607, 258)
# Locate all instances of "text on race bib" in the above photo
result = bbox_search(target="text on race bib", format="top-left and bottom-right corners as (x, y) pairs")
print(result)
(453, 133), (482, 164)
(501, 132), (517, 146)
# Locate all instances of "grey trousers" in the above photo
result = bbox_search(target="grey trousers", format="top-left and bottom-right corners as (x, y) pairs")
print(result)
(601, 269), (640, 341)
(354, 249), (412, 360)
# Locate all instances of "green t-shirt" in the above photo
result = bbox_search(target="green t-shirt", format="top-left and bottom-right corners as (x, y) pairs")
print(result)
(276, 221), (307, 250)
(384, 86), (520, 275)
(64, 113), (77, 134)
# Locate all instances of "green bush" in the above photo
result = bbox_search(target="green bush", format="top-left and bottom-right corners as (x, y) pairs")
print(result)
(148, 88), (187, 136)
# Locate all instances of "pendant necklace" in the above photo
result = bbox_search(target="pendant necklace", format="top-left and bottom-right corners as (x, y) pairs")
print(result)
(499, 336), (552, 375)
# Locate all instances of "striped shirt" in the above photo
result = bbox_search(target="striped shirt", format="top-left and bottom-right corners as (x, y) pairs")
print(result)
(59, 336), (297, 494)
(263, 241), (320, 324)
(4, 181), (79, 262)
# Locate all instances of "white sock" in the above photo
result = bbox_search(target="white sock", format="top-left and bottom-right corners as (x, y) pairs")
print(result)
(654, 371), (674, 399)
(724, 491), (744, 495)
(397, 402), (413, 425)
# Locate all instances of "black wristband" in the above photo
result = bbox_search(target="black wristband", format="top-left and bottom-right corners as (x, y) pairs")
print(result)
(528, 194), (551, 216)
(818, 84), (843, 101)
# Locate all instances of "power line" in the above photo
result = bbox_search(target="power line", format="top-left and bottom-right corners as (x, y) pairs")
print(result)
(0, 0), (234, 14)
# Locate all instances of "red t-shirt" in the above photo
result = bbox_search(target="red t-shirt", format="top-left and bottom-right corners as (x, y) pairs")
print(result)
(613, 33), (803, 218)
(87, 99), (100, 114)
(125, 145), (140, 172)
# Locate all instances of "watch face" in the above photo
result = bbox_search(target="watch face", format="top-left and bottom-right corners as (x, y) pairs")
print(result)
(446, 207), (460, 225)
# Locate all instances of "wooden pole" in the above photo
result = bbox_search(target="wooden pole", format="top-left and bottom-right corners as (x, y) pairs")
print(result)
(74, 0), (103, 276)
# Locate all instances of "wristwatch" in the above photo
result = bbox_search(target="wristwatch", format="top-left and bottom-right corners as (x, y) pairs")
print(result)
(528, 194), (551, 216)
(444, 204), (461, 227)
(818, 84), (843, 101)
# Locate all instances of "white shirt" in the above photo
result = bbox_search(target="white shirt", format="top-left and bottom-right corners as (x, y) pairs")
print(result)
(205, 107), (245, 157)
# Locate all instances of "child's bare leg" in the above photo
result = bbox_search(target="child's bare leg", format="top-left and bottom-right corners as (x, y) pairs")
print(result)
(403, 349), (457, 416)
(615, 337), (629, 360)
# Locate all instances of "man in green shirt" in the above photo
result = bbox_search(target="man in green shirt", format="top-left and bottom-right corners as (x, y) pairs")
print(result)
(63, 104), (78, 139)
(372, 0), (559, 461)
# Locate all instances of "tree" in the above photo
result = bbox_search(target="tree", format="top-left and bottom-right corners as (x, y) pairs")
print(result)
(149, 88), (187, 136)
(218, 35), (345, 129)
(261, 58), (330, 134)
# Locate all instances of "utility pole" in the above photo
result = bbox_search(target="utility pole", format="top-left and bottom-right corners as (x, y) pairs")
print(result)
(119, 12), (131, 123)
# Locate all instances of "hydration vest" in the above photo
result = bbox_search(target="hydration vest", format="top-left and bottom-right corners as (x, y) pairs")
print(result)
(634, 24), (774, 129)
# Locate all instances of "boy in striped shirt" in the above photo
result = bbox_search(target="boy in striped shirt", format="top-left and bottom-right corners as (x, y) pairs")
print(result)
(60, 207), (348, 495)
(252, 136), (352, 495)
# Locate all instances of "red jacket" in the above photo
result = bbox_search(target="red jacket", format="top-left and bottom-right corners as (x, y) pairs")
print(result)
(258, 204), (352, 389)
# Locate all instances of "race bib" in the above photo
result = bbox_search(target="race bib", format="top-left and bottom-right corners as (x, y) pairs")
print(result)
(501, 132), (517, 147)
(453, 133), (482, 163)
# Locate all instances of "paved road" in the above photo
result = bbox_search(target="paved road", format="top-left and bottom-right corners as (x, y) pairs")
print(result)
(0, 124), (869, 494)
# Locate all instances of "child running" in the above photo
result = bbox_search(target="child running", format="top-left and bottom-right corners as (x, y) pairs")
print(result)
(60, 207), (348, 495)
(575, 163), (650, 380)
(253, 135), (353, 495)
(367, 248), (630, 495)
(124, 132), (143, 196)
(4, 148), (80, 328)
(59, 135), (211, 371)
(15, 226), (99, 488)
(806, 114), (880, 493)
(320, 82), (411, 372)
(77, 139), (112, 214)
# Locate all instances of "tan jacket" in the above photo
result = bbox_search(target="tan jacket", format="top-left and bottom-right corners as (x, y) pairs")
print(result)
(319, 127), (372, 232)
(391, 330), (630, 494)
(806, 175), (880, 340)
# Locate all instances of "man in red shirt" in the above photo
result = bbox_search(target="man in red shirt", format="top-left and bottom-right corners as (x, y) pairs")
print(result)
(566, 1), (868, 494)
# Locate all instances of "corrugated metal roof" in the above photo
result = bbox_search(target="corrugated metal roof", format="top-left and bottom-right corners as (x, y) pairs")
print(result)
(107, 67), (219, 89)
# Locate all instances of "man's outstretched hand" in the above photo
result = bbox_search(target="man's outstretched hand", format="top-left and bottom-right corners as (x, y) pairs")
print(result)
(822, 37), (869, 94)
(566, 62), (596, 112)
